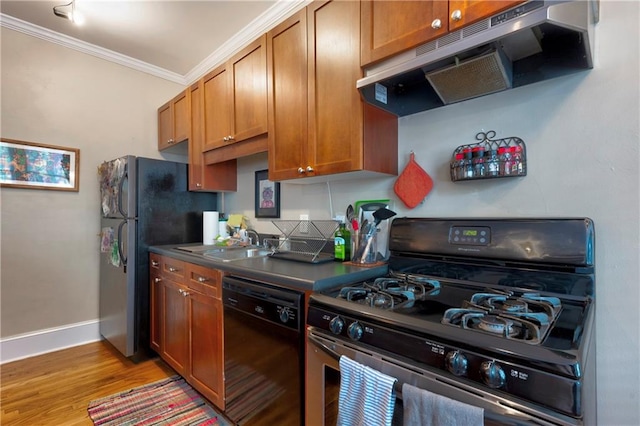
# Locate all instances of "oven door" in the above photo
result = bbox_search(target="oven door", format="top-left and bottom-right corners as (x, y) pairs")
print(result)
(306, 330), (582, 426)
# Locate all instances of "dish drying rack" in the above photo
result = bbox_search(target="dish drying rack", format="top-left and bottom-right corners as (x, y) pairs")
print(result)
(265, 220), (339, 264)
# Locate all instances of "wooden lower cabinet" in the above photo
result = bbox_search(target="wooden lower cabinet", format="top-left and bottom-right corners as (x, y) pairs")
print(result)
(149, 254), (225, 410)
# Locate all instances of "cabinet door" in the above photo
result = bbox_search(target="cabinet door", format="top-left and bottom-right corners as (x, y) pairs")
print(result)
(448, 0), (525, 31)
(308, 0), (363, 176)
(203, 65), (231, 151)
(173, 90), (189, 144)
(188, 290), (224, 410)
(157, 100), (173, 151)
(361, 0), (448, 66)
(230, 34), (268, 143)
(162, 279), (189, 375)
(267, 10), (309, 181)
(188, 80), (239, 192)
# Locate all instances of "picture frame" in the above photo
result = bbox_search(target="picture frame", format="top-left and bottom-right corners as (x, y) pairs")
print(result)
(255, 169), (280, 218)
(0, 138), (80, 192)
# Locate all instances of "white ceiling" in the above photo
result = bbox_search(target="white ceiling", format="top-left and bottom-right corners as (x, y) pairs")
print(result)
(0, 0), (307, 84)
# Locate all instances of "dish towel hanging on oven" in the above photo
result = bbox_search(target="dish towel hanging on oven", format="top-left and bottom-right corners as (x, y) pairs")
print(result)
(337, 355), (397, 426)
(402, 383), (484, 426)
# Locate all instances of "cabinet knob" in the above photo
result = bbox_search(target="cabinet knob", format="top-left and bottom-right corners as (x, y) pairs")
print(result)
(223, 136), (229, 142)
(451, 9), (462, 21)
(182, 290), (189, 297)
(196, 183), (202, 188)
(297, 167), (305, 174)
(168, 267), (178, 272)
(227, 135), (235, 141)
(154, 277), (162, 283)
(152, 260), (159, 267)
(197, 276), (208, 283)
(431, 18), (442, 29)
(306, 165), (314, 173)
(167, 138), (174, 145)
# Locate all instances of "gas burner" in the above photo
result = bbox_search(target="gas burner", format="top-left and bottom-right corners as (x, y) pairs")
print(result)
(466, 292), (562, 322)
(442, 290), (564, 344)
(442, 309), (543, 343)
(336, 272), (440, 310)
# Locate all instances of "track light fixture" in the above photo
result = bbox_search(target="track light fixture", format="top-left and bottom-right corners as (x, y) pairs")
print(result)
(53, 0), (83, 24)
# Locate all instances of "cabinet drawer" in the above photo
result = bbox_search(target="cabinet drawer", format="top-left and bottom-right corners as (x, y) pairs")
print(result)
(186, 263), (222, 299)
(162, 258), (186, 281)
(150, 253), (162, 271)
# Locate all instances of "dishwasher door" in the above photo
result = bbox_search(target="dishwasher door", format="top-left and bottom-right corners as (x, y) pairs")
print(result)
(222, 276), (304, 426)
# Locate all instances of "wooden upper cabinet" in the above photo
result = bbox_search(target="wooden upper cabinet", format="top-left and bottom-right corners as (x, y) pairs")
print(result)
(230, 35), (268, 143)
(361, 0), (449, 67)
(202, 65), (231, 151)
(267, 0), (398, 182)
(203, 34), (267, 152)
(266, 10), (308, 180)
(158, 89), (189, 151)
(448, 0), (526, 31)
(188, 80), (237, 192)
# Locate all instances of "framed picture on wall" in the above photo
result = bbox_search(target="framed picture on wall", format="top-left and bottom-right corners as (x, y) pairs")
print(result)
(255, 169), (280, 218)
(0, 138), (80, 191)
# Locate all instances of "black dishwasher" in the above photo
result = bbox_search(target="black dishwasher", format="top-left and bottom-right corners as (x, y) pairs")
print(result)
(222, 275), (304, 426)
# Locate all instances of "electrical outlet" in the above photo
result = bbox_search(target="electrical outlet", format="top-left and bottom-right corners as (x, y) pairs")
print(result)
(300, 214), (309, 233)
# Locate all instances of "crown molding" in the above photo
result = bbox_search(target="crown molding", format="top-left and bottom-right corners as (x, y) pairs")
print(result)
(0, 13), (185, 84)
(183, 0), (311, 84)
(1, 0), (311, 86)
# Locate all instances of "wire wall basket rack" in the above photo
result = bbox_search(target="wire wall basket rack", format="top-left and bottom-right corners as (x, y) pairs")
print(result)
(450, 130), (527, 182)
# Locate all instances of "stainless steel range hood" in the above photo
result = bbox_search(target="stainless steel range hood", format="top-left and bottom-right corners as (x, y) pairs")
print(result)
(357, 0), (598, 117)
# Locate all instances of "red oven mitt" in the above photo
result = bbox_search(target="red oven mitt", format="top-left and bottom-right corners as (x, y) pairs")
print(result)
(394, 152), (433, 209)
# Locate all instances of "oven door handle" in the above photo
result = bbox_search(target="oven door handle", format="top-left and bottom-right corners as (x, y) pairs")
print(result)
(308, 334), (341, 361)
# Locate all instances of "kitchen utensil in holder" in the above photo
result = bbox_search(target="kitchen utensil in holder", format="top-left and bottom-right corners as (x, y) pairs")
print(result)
(268, 220), (339, 263)
(450, 130), (527, 182)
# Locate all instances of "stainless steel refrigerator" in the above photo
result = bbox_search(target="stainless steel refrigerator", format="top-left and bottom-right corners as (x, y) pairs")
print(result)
(98, 156), (217, 360)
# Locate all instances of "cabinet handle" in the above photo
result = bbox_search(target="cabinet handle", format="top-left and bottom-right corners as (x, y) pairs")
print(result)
(451, 10), (462, 21)
(182, 290), (189, 297)
(196, 183), (202, 188)
(168, 267), (178, 272)
(297, 167), (305, 174)
(306, 165), (314, 173)
(227, 135), (235, 141)
(154, 277), (162, 283)
(167, 138), (175, 145)
(197, 276), (208, 283)
(152, 260), (159, 267)
(223, 136), (229, 142)
(431, 18), (442, 29)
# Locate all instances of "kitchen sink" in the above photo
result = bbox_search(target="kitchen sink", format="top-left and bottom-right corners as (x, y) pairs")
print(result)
(202, 246), (273, 262)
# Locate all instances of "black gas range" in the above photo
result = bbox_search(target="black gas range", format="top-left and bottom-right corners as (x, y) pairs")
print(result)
(307, 218), (596, 425)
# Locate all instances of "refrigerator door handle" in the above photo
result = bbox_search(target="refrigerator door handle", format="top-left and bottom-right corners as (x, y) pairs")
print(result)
(118, 166), (128, 218)
(117, 219), (128, 271)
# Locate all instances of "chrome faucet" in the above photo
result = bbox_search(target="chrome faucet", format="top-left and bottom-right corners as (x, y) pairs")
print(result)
(245, 229), (261, 246)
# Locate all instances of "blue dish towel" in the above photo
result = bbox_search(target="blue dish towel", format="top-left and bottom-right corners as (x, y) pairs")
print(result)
(337, 355), (397, 426)
(402, 383), (484, 426)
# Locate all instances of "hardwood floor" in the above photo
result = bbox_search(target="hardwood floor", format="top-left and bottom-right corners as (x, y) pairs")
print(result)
(1, 341), (175, 425)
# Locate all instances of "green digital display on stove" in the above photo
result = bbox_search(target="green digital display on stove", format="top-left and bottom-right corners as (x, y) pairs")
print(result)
(463, 230), (478, 236)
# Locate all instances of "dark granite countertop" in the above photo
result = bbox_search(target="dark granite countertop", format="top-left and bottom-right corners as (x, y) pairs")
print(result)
(149, 243), (388, 292)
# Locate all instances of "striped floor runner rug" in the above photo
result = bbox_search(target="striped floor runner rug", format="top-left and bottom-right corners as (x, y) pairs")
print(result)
(87, 376), (229, 426)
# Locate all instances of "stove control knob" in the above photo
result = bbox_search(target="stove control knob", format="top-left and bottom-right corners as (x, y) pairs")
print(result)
(480, 361), (506, 389)
(329, 316), (345, 334)
(445, 351), (468, 376)
(347, 322), (364, 341)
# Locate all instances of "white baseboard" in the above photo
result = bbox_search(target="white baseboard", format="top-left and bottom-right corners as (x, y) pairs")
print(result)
(0, 320), (102, 364)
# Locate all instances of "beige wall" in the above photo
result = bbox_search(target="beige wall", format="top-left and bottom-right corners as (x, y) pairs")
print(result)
(0, 27), (185, 336)
(1, 1), (639, 424)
